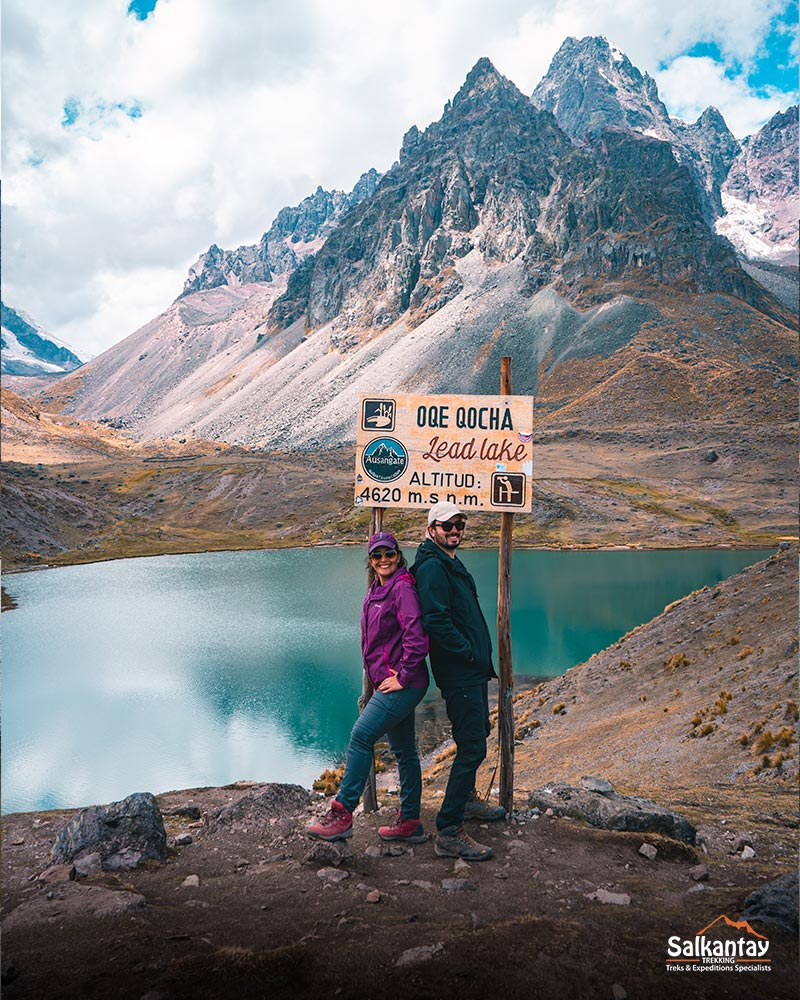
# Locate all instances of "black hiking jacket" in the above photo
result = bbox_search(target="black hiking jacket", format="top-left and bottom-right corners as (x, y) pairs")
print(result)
(411, 538), (495, 689)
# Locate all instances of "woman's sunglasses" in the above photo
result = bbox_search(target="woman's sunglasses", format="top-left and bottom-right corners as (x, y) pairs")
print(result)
(370, 549), (398, 560)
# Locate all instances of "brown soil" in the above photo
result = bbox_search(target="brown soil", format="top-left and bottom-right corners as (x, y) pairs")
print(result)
(2, 548), (797, 999)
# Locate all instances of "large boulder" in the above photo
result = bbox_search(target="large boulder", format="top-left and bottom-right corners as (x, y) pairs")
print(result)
(206, 783), (312, 834)
(743, 871), (799, 935)
(51, 792), (167, 867)
(528, 780), (696, 843)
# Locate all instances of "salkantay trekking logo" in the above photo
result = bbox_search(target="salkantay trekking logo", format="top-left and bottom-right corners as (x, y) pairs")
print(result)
(666, 915), (771, 974)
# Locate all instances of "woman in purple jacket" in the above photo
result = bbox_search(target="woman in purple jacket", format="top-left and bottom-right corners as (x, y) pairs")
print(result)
(307, 531), (429, 843)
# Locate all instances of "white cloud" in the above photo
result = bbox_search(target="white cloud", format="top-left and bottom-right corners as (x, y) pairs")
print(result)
(655, 55), (792, 137)
(2, 0), (797, 356)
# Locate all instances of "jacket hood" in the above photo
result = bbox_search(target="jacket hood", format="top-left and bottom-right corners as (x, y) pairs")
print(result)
(413, 538), (469, 576)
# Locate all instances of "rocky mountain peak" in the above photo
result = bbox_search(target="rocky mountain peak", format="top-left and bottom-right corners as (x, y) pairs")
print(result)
(532, 36), (742, 223)
(532, 35), (669, 140)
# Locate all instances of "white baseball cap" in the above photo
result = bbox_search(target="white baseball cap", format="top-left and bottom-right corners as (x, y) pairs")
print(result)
(427, 501), (466, 526)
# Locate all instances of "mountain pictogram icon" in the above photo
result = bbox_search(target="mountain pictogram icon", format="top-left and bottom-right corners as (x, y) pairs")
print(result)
(696, 915), (768, 940)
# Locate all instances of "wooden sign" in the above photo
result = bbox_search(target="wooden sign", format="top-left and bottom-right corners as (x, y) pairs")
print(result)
(355, 393), (533, 512)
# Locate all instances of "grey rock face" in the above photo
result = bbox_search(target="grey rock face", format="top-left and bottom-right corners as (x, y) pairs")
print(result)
(50, 792), (167, 867)
(528, 782), (696, 843)
(181, 169), (381, 297)
(531, 35), (741, 224)
(205, 783), (311, 833)
(532, 35), (669, 140)
(742, 871), (799, 934)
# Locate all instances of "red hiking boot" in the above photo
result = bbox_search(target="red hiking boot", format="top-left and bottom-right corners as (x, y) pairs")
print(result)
(307, 799), (353, 841)
(378, 812), (427, 843)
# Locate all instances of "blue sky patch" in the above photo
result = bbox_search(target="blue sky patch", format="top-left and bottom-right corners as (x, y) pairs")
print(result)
(61, 98), (80, 127)
(127, 0), (158, 20)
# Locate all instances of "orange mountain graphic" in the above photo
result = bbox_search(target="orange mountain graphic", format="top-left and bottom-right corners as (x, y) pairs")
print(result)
(696, 915), (768, 939)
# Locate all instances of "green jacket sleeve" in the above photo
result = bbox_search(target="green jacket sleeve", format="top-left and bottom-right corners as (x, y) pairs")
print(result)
(415, 558), (473, 660)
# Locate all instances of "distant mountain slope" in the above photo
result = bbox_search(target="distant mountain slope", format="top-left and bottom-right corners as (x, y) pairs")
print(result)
(1, 303), (83, 376)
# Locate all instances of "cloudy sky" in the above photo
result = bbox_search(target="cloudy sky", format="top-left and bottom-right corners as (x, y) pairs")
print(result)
(3, 0), (797, 359)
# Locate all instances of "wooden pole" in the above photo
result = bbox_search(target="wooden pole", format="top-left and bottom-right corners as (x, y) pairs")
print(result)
(360, 506), (383, 812)
(497, 358), (515, 814)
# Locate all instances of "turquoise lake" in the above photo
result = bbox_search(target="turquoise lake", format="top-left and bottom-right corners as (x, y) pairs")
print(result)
(1, 546), (769, 814)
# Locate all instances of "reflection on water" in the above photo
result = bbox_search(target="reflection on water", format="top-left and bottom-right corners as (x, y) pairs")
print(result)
(2, 546), (767, 813)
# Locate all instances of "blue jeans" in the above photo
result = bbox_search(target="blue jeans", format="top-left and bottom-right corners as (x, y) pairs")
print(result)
(436, 682), (490, 831)
(336, 685), (427, 820)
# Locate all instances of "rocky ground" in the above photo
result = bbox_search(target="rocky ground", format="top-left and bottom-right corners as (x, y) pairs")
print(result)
(2, 547), (797, 1000)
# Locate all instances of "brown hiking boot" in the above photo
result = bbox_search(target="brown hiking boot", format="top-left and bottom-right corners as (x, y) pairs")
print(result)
(434, 824), (492, 861)
(463, 791), (506, 822)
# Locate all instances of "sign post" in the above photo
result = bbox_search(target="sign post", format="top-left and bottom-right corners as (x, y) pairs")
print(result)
(354, 380), (533, 812)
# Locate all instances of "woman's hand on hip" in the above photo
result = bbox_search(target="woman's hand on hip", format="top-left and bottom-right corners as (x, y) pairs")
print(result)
(378, 671), (403, 693)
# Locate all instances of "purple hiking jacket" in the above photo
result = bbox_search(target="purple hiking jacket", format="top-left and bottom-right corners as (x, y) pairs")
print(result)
(361, 569), (429, 690)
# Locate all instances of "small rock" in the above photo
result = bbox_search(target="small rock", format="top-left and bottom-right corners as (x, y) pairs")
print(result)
(103, 848), (143, 871)
(12, 838), (24, 846)
(74, 853), (102, 878)
(612, 984), (627, 1000)
(441, 878), (475, 892)
(580, 776), (615, 795)
(741, 846), (756, 860)
(363, 846), (382, 859)
(387, 786), (398, 795)
(356, 883), (373, 891)
(304, 840), (353, 867)
(586, 888), (631, 906)
(168, 805), (202, 821)
(687, 884), (706, 893)
(366, 890), (381, 903)
(395, 943), (444, 967)
(493, 871), (508, 880)
(689, 864), (710, 882)
(382, 844), (408, 857)
(175, 834), (193, 847)
(545, 808), (554, 817)
(639, 843), (658, 861)
(411, 880), (433, 890)
(181, 875), (200, 888)
(453, 858), (472, 874)
(509, 839), (526, 849)
(38, 864), (75, 883)
(703, 449), (719, 463)
(317, 867), (350, 883)
(733, 832), (754, 852)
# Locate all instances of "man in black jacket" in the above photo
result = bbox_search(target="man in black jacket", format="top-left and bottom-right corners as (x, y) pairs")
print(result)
(411, 501), (505, 861)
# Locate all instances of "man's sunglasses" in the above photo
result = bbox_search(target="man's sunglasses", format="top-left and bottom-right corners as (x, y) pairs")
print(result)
(370, 549), (398, 560)
(435, 520), (466, 532)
